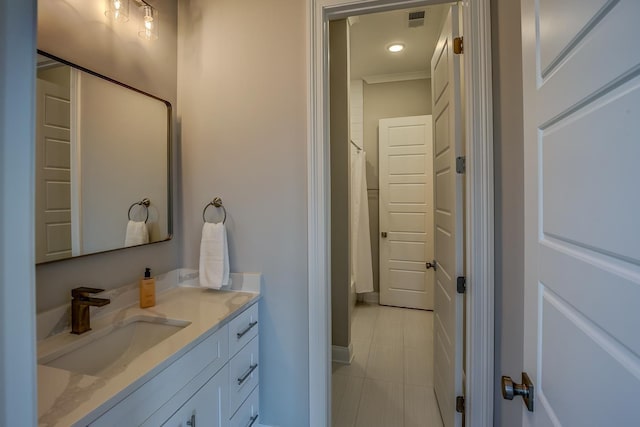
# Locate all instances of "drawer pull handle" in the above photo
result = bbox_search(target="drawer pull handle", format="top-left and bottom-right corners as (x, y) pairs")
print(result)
(237, 363), (258, 385)
(237, 321), (258, 339)
(247, 413), (259, 427)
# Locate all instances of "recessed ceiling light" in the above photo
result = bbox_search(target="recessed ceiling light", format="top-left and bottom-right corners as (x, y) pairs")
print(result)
(387, 43), (405, 53)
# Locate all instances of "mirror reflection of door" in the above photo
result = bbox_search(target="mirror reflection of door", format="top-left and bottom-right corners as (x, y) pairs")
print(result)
(34, 53), (171, 264)
(35, 64), (73, 263)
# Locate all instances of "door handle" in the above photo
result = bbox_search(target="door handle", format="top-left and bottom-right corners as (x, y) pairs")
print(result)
(186, 414), (196, 427)
(426, 260), (437, 271)
(501, 372), (534, 412)
(381, 232), (387, 238)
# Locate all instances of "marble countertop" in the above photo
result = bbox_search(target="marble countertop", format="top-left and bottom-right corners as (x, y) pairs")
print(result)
(37, 286), (259, 427)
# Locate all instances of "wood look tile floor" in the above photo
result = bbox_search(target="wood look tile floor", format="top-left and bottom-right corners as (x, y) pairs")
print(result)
(332, 302), (443, 427)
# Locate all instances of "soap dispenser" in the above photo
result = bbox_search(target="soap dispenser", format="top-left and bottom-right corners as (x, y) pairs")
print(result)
(139, 267), (156, 308)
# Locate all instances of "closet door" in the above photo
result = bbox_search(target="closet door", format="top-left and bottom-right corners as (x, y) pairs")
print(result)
(378, 115), (434, 310)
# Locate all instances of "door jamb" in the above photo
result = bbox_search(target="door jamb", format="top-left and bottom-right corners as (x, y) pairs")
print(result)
(307, 0), (494, 425)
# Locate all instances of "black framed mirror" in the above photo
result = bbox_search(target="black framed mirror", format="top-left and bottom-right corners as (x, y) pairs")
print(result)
(35, 51), (172, 264)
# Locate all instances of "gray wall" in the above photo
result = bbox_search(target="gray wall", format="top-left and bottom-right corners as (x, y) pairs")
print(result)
(35, 0), (179, 312)
(330, 19), (351, 349)
(177, 0), (308, 425)
(79, 73), (168, 251)
(492, 0), (525, 424)
(0, 0), (38, 424)
(362, 79), (432, 292)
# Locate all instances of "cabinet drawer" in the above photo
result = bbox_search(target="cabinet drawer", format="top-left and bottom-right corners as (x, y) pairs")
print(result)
(229, 385), (259, 427)
(161, 366), (229, 427)
(228, 302), (259, 357)
(229, 335), (259, 415)
(90, 325), (228, 427)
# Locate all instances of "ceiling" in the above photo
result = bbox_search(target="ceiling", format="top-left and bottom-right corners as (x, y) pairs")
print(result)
(349, 4), (451, 80)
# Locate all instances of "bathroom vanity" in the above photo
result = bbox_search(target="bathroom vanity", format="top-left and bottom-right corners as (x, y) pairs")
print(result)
(37, 272), (260, 427)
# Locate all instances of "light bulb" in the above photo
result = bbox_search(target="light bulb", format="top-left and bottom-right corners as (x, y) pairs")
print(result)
(105, 0), (129, 22)
(139, 5), (159, 40)
(387, 43), (405, 53)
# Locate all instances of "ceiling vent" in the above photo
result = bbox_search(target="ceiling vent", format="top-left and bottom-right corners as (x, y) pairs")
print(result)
(408, 11), (425, 28)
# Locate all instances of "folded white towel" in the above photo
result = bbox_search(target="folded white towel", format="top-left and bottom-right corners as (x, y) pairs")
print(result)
(199, 222), (230, 289)
(124, 220), (149, 247)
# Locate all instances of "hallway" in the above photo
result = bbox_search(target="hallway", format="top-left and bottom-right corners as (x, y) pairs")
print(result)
(332, 302), (442, 427)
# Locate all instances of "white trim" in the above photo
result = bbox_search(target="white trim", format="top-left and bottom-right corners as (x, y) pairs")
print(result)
(332, 343), (354, 364)
(362, 70), (430, 84)
(308, 1), (494, 426)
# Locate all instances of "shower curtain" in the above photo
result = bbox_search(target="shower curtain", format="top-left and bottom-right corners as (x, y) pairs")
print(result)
(351, 145), (374, 294)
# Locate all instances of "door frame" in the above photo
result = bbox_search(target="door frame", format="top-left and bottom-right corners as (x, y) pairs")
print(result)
(307, 0), (494, 425)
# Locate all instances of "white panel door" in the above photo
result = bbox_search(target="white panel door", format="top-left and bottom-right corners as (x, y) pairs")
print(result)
(379, 115), (434, 310)
(431, 6), (463, 427)
(521, 0), (640, 425)
(35, 78), (72, 263)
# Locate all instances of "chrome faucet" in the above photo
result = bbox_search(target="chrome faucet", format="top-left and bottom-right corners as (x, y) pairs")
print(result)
(71, 287), (111, 334)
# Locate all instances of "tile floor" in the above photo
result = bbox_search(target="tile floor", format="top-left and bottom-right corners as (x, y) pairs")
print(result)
(332, 302), (443, 427)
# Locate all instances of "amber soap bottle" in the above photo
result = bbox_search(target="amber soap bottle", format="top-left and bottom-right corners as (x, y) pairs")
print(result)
(139, 267), (156, 308)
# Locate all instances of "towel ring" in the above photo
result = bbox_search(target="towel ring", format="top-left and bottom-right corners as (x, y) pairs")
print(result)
(128, 198), (150, 223)
(203, 197), (227, 224)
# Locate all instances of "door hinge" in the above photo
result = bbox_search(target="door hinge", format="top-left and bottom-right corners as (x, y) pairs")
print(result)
(456, 276), (466, 294)
(456, 395), (465, 413)
(453, 37), (464, 54)
(456, 156), (466, 174)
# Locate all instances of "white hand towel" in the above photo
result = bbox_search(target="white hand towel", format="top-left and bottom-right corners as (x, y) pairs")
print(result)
(124, 220), (149, 247)
(199, 222), (230, 289)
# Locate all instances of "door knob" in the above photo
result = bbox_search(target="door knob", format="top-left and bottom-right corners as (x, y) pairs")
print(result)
(381, 232), (387, 238)
(426, 260), (437, 271)
(501, 372), (534, 412)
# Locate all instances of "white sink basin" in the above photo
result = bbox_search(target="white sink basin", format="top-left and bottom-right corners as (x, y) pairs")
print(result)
(39, 317), (190, 377)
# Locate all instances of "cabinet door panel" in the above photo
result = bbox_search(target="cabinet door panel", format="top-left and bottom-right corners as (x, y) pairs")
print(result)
(229, 385), (259, 427)
(162, 367), (229, 427)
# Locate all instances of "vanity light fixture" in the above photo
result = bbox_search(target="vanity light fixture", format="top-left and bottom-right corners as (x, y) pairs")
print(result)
(387, 43), (405, 53)
(139, 4), (159, 40)
(105, 0), (130, 22)
(105, 0), (159, 41)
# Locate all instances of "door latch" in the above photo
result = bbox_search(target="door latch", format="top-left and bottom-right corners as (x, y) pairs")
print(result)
(426, 260), (437, 271)
(501, 372), (534, 412)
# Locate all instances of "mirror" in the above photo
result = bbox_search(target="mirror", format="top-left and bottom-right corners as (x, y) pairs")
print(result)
(35, 51), (172, 264)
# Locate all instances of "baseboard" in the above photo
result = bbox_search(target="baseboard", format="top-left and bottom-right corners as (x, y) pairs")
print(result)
(332, 343), (354, 364)
(357, 291), (379, 304)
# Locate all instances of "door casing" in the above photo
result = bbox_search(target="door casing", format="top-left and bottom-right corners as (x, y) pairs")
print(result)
(307, 0), (495, 426)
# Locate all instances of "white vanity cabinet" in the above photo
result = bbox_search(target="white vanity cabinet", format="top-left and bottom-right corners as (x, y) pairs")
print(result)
(161, 367), (229, 427)
(89, 300), (259, 427)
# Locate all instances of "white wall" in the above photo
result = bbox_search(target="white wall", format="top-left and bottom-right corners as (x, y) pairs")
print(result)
(350, 79), (364, 148)
(0, 0), (38, 424)
(177, 0), (308, 425)
(36, 0), (179, 312)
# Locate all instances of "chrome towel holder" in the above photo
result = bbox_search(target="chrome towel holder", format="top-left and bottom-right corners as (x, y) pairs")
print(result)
(203, 197), (227, 224)
(128, 198), (150, 223)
